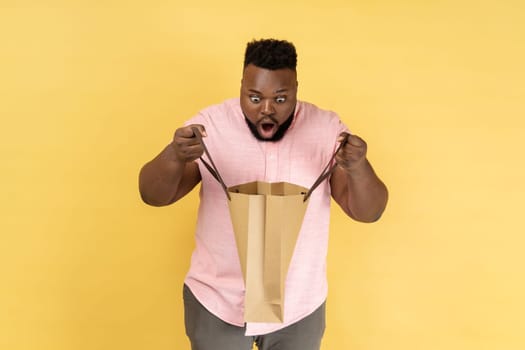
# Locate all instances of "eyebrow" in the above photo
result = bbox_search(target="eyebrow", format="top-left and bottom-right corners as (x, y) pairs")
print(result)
(248, 88), (289, 94)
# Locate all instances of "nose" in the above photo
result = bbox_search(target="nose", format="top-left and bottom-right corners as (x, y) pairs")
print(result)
(261, 99), (275, 116)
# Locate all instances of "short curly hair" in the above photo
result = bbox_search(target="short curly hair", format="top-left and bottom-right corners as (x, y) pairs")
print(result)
(243, 39), (297, 71)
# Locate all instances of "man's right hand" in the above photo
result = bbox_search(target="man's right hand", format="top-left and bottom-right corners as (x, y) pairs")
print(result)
(171, 124), (207, 163)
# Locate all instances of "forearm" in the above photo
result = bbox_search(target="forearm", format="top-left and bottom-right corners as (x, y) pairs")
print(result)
(344, 160), (388, 222)
(139, 144), (188, 206)
(332, 160), (388, 222)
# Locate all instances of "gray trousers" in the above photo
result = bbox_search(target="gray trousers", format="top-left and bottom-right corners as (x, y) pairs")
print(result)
(183, 285), (326, 350)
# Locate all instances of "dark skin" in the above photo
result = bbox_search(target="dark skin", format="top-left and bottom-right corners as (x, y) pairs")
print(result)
(139, 64), (388, 222)
(240, 64), (298, 139)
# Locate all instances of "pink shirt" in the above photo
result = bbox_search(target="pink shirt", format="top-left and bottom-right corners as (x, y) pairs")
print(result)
(184, 98), (347, 336)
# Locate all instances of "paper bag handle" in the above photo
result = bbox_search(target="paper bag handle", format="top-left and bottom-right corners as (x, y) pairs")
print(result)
(303, 133), (349, 202)
(192, 127), (348, 203)
(192, 127), (231, 200)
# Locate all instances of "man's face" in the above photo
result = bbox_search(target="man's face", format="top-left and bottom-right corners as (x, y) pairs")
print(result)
(240, 64), (298, 140)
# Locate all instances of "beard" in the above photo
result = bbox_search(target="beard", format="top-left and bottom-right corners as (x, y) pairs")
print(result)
(243, 111), (295, 142)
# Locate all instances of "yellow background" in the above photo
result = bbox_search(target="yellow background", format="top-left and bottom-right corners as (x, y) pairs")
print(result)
(1, 1), (524, 349)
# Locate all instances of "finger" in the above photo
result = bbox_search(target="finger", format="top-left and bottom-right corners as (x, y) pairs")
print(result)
(190, 124), (207, 138)
(335, 152), (349, 164)
(337, 132), (350, 143)
(175, 125), (207, 139)
(173, 137), (198, 152)
(175, 127), (195, 138)
(346, 143), (367, 157)
(338, 141), (367, 161)
(347, 134), (365, 147)
(174, 137), (202, 148)
(338, 147), (358, 162)
(176, 143), (204, 159)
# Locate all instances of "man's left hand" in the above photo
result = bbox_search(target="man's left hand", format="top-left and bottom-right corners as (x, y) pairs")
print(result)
(335, 132), (368, 173)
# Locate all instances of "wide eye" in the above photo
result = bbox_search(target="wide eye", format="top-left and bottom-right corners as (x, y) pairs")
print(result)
(275, 96), (286, 103)
(249, 95), (261, 103)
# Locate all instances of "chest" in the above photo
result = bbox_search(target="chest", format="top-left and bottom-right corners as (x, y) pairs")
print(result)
(201, 132), (333, 190)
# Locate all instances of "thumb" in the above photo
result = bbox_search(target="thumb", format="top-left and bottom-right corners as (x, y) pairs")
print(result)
(191, 125), (207, 138)
(337, 132), (350, 143)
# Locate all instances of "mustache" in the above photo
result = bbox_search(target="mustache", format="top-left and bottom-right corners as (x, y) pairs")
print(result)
(257, 116), (279, 125)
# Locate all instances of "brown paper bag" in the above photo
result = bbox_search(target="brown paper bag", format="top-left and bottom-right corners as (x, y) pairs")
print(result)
(228, 181), (309, 322)
(192, 128), (347, 323)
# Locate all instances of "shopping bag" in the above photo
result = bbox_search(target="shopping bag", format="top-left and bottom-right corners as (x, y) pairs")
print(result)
(192, 128), (347, 323)
(227, 181), (309, 322)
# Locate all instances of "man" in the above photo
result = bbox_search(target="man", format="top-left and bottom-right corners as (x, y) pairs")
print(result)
(139, 39), (388, 350)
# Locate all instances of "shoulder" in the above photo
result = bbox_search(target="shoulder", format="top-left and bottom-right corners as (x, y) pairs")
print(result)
(200, 98), (240, 116)
(185, 98), (242, 126)
(295, 100), (348, 132)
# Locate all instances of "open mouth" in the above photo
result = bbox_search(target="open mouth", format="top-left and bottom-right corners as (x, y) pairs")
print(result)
(258, 121), (278, 138)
